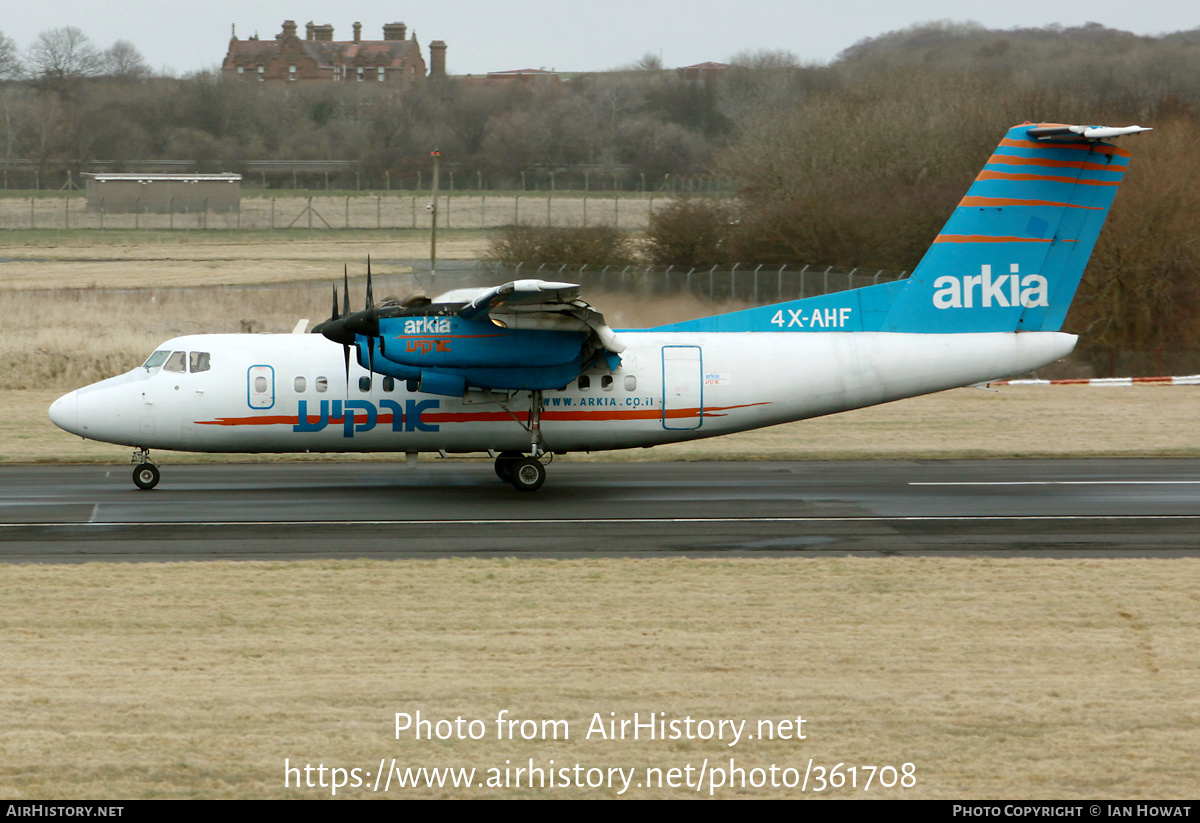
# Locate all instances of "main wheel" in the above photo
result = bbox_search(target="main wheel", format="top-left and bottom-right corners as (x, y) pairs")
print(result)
(494, 451), (523, 481)
(133, 463), (161, 491)
(509, 458), (546, 492)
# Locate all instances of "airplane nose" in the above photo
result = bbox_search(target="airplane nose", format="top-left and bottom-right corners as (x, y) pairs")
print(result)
(49, 391), (79, 435)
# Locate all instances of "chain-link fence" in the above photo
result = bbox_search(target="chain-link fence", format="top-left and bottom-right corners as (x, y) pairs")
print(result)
(0, 193), (664, 233)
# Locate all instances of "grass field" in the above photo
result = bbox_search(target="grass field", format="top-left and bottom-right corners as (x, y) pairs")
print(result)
(2, 558), (1198, 799)
(3, 235), (1199, 799)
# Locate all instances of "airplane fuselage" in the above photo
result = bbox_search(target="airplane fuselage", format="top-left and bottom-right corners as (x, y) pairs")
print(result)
(50, 329), (1075, 456)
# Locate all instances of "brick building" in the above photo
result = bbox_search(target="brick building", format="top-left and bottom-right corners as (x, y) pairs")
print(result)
(222, 20), (446, 83)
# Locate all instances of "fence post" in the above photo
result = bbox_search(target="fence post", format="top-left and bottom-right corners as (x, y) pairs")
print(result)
(583, 195), (587, 227)
(134, 197), (139, 230)
(203, 197), (208, 229)
(754, 264), (762, 304)
(515, 195), (520, 224)
(709, 265), (717, 301)
(778, 265), (786, 299)
(412, 195), (416, 229)
(169, 197), (174, 230)
(731, 263), (740, 300)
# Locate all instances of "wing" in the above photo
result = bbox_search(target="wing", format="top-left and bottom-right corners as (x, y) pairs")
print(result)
(453, 279), (626, 354)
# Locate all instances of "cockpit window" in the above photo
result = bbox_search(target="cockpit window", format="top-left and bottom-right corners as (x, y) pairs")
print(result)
(142, 350), (170, 370)
(189, 352), (211, 373)
(163, 351), (186, 373)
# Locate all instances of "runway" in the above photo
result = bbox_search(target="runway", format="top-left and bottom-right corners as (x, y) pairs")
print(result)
(1, 459), (1198, 561)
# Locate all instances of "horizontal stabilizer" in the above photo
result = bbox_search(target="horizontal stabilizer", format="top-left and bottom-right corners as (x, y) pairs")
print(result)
(1026, 124), (1151, 141)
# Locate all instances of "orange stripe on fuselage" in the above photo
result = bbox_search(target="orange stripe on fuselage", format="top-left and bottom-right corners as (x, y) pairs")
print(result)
(194, 402), (772, 428)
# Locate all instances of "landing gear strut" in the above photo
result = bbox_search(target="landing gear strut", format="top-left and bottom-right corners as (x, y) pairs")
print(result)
(489, 389), (553, 491)
(131, 448), (160, 490)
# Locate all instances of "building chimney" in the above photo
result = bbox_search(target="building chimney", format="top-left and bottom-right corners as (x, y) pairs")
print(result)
(383, 22), (407, 41)
(280, 20), (297, 40)
(353, 22), (362, 43)
(314, 23), (334, 41)
(305, 21), (314, 40)
(430, 40), (447, 76)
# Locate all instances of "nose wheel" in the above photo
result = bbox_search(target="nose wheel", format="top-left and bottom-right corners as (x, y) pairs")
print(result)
(132, 463), (161, 490)
(131, 447), (160, 490)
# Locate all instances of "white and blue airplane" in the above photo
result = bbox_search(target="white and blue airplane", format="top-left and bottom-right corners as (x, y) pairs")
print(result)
(49, 122), (1148, 491)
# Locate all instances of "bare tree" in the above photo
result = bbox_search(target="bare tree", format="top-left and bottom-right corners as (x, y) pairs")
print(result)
(103, 40), (150, 79)
(0, 31), (22, 81)
(27, 26), (103, 80)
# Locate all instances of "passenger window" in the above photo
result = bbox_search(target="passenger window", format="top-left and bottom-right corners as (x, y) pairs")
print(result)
(578, 375), (591, 392)
(383, 376), (395, 393)
(601, 375), (613, 391)
(316, 377), (328, 393)
(254, 376), (268, 392)
(359, 376), (372, 392)
(624, 375), (637, 392)
(189, 352), (211, 373)
(163, 351), (186, 373)
(294, 376), (306, 393)
(142, 350), (170, 370)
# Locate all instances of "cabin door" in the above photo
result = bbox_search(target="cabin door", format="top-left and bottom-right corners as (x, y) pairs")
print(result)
(661, 346), (703, 430)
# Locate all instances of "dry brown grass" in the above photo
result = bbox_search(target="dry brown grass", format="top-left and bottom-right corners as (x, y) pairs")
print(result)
(1, 558), (1196, 799)
(0, 236), (490, 291)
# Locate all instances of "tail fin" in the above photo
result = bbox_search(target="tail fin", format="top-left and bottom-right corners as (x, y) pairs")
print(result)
(884, 122), (1148, 333)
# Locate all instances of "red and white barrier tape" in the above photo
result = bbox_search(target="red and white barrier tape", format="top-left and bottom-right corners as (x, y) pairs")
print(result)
(992, 375), (1200, 386)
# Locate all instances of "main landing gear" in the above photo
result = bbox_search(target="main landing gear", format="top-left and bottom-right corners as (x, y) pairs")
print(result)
(131, 448), (160, 490)
(494, 452), (548, 492)
(488, 389), (552, 492)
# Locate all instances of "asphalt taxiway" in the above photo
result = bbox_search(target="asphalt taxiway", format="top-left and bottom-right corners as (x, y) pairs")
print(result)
(1, 459), (1198, 561)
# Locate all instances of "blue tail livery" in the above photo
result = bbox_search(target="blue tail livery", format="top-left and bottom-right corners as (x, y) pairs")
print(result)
(652, 123), (1149, 335)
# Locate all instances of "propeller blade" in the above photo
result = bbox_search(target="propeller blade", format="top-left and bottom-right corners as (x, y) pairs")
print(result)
(342, 267), (350, 320)
(366, 257), (374, 311)
(330, 284), (338, 321)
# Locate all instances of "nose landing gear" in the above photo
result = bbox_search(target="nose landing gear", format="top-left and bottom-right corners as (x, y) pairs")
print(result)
(131, 448), (160, 490)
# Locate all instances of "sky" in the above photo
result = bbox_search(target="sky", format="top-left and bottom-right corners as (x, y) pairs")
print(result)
(4, 0), (1198, 77)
